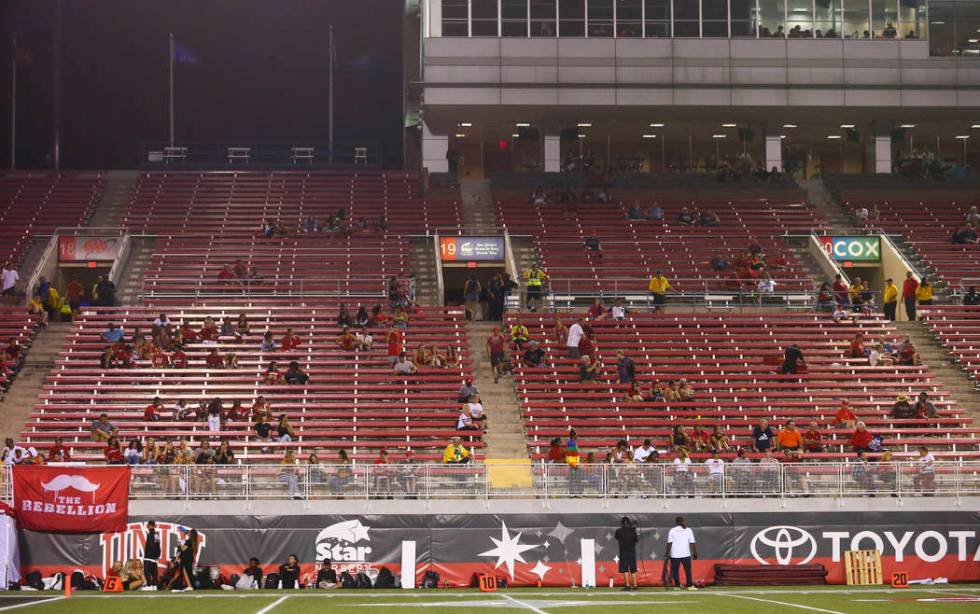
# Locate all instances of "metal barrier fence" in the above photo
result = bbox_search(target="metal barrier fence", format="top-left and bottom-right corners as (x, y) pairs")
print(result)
(118, 462), (980, 501)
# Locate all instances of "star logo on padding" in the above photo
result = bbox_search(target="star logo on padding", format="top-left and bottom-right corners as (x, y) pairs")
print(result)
(529, 561), (551, 582)
(478, 522), (540, 580)
(547, 521), (574, 544)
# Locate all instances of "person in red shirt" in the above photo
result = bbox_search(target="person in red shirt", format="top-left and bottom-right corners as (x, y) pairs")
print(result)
(199, 317), (219, 342)
(832, 274), (849, 306)
(251, 396), (271, 420)
(65, 275), (85, 313)
(546, 438), (566, 463)
(205, 349), (224, 369)
(264, 361), (283, 384)
(850, 421), (874, 452)
(144, 397), (163, 422)
(902, 272), (919, 321)
(179, 322), (199, 343)
(104, 437), (124, 464)
(282, 328), (301, 351)
(150, 346), (170, 368)
(374, 448), (390, 465)
(386, 326), (402, 366)
(802, 421), (824, 453)
(849, 333), (866, 358)
(835, 400), (856, 429)
(232, 259), (248, 278)
(371, 304), (389, 326)
(114, 342), (134, 368)
(337, 329), (356, 352)
(228, 399), (248, 421)
(217, 264), (236, 283)
(486, 328), (507, 383)
(170, 347), (188, 368)
(48, 436), (71, 461)
(690, 422), (710, 452)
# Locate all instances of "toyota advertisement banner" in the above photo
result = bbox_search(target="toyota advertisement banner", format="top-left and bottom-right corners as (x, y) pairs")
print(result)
(14, 511), (980, 585)
(12, 466), (130, 533)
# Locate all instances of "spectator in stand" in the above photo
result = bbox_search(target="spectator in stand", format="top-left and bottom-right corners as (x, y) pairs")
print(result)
(123, 442), (142, 465)
(776, 420), (802, 452)
(710, 426), (732, 452)
(413, 343), (432, 367)
(584, 233), (602, 254)
(457, 379), (480, 403)
(145, 397), (164, 422)
(836, 400), (856, 429)
(850, 421), (875, 453)
(523, 341), (546, 367)
(699, 209), (720, 227)
(610, 298), (628, 321)
(616, 351), (636, 384)
(847, 276), (864, 310)
(690, 421), (710, 452)
(354, 327), (373, 351)
(261, 332), (278, 352)
(952, 224), (978, 245)
(217, 265), (236, 284)
(851, 449), (875, 492)
(566, 318), (585, 359)
(280, 328), (300, 352)
(48, 436), (71, 462)
(104, 437), (125, 464)
(849, 333), (866, 358)
(171, 346), (188, 368)
(0, 263), (19, 306)
(890, 394), (915, 419)
(336, 327), (356, 353)
(206, 348), (223, 369)
(463, 275), (481, 322)
(752, 419), (775, 452)
(546, 438), (566, 463)
(964, 286), (980, 305)
(778, 344), (805, 374)
(254, 414), (273, 448)
(224, 353), (239, 369)
(914, 392), (937, 420)
(456, 405), (477, 432)
(817, 283), (836, 311)
(386, 325), (402, 366)
(677, 207), (696, 226)
(91, 413), (118, 442)
(677, 379), (695, 401)
(898, 338), (918, 365)
(531, 185), (547, 205)
(802, 421), (824, 453)
(671, 425), (692, 451)
(913, 446), (936, 492)
(587, 298), (606, 321)
(902, 272), (919, 321)
(647, 271), (671, 309)
(624, 381), (644, 401)
(486, 327), (508, 383)
(647, 204), (663, 221)
(215, 439), (235, 465)
(579, 354), (599, 382)
(916, 278), (934, 310)
(234, 314), (250, 340)
(829, 274), (848, 306)
(442, 437), (470, 464)
(465, 394), (487, 429)
(967, 206), (980, 227)
(207, 398), (224, 433)
(65, 275), (84, 314)
(704, 449), (725, 490)
(633, 439), (656, 463)
(172, 399), (192, 421)
(265, 361), (283, 384)
(284, 361), (309, 385)
(354, 305), (370, 328)
(627, 202), (644, 220)
(393, 352), (417, 376)
(102, 323), (124, 344)
(509, 319), (529, 350)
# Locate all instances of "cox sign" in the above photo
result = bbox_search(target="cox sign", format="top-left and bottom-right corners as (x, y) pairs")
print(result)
(819, 236), (881, 263)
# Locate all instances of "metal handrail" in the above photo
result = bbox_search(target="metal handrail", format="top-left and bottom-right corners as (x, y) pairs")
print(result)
(8, 461), (965, 503)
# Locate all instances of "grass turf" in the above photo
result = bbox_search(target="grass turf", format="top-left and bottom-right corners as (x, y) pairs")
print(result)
(4, 586), (979, 613)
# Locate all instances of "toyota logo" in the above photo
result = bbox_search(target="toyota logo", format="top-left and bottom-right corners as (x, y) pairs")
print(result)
(750, 525), (817, 565)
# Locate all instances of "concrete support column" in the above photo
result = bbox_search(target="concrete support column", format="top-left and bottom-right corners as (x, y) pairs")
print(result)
(874, 136), (892, 174)
(544, 134), (560, 173)
(765, 134), (783, 172)
(422, 120), (449, 174)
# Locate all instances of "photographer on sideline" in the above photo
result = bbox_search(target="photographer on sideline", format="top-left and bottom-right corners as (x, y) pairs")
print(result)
(614, 516), (639, 591)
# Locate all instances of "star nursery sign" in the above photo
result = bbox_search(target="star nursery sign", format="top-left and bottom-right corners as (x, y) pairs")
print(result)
(478, 521), (540, 580)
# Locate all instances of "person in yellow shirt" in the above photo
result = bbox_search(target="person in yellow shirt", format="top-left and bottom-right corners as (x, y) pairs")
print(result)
(882, 278), (898, 321)
(442, 437), (470, 464)
(523, 263), (548, 312)
(916, 278), (934, 308)
(847, 276), (863, 309)
(647, 271), (671, 308)
(509, 320), (529, 349)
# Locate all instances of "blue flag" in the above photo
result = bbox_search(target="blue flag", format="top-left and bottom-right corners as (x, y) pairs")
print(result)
(173, 42), (199, 64)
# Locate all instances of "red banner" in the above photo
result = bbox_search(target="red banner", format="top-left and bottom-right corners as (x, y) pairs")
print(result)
(13, 466), (130, 533)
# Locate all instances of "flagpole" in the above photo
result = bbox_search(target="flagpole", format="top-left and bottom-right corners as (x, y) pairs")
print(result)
(328, 25), (335, 165)
(169, 33), (175, 148)
(10, 35), (16, 170)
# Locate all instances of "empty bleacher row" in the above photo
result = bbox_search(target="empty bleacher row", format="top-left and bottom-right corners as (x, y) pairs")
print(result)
(505, 311), (980, 461)
(123, 171), (461, 298)
(0, 172), (104, 265)
(495, 191), (826, 295)
(21, 304), (476, 462)
(920, 305), (980, 386)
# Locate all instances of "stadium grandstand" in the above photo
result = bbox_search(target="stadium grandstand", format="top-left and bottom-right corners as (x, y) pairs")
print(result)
(0, 0), (976, 606)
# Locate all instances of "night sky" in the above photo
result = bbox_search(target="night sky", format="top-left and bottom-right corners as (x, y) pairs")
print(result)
(0, 0), (404, 169)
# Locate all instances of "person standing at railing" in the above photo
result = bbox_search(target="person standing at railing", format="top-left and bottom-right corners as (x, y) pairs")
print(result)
(912, 446), (936, 493)
(882, 278), (899, 321)
(902, 272), (919, 321)
(522, 263), (548, 312)
(647, 271), (671, 309)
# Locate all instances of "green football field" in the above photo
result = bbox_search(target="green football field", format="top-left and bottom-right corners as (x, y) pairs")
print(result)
(3, 586), (979, 614)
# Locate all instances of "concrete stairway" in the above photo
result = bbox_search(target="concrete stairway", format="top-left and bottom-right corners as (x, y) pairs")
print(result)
(465, 321), (529, 460)
(114, 237), (154, 305)
(799, 179), (860, 233)
(894, 320), (980, 421)
(460, 180), (497, 233)
(0, 322), (72, 439)
(409, 236), (440, 306)
(88, 170), (139, 228)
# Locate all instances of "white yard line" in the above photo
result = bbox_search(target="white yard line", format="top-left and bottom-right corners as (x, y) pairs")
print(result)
(255, 594), (290, 614)
(725, 594), (845, 614)
(0, 597), (65, 612)
(498, 593), (549, 614)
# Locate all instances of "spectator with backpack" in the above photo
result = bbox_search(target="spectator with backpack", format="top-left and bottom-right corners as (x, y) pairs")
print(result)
(278, 554), (301, 589)
(316, 559), (338, 589)
(232, 558), (263, 590)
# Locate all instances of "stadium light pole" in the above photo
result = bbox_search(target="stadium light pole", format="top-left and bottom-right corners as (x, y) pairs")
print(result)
(9, 35), (15, 170)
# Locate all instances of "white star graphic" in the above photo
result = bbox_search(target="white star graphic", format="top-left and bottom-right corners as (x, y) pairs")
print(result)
(478, 522), (540, 580)
(529, 560), (551, 582)
(548, 521), (574, 544)
(351, 523), (371, 542)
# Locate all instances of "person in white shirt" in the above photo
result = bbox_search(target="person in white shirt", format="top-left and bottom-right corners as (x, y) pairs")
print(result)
(633, 439), (655, 463)
(466, 395), (487, 429)
(456, 408), (476, 431)
(610, 299), (627, 321)
(153, 313), (172, 328)
(566, 319), (584, 359)
(913, 446), (935, 492)
(1, 263), (19, 305)
(704, 450), (725, 491)
(664, 516), (698, 591)
(672, 449), (694, 493)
